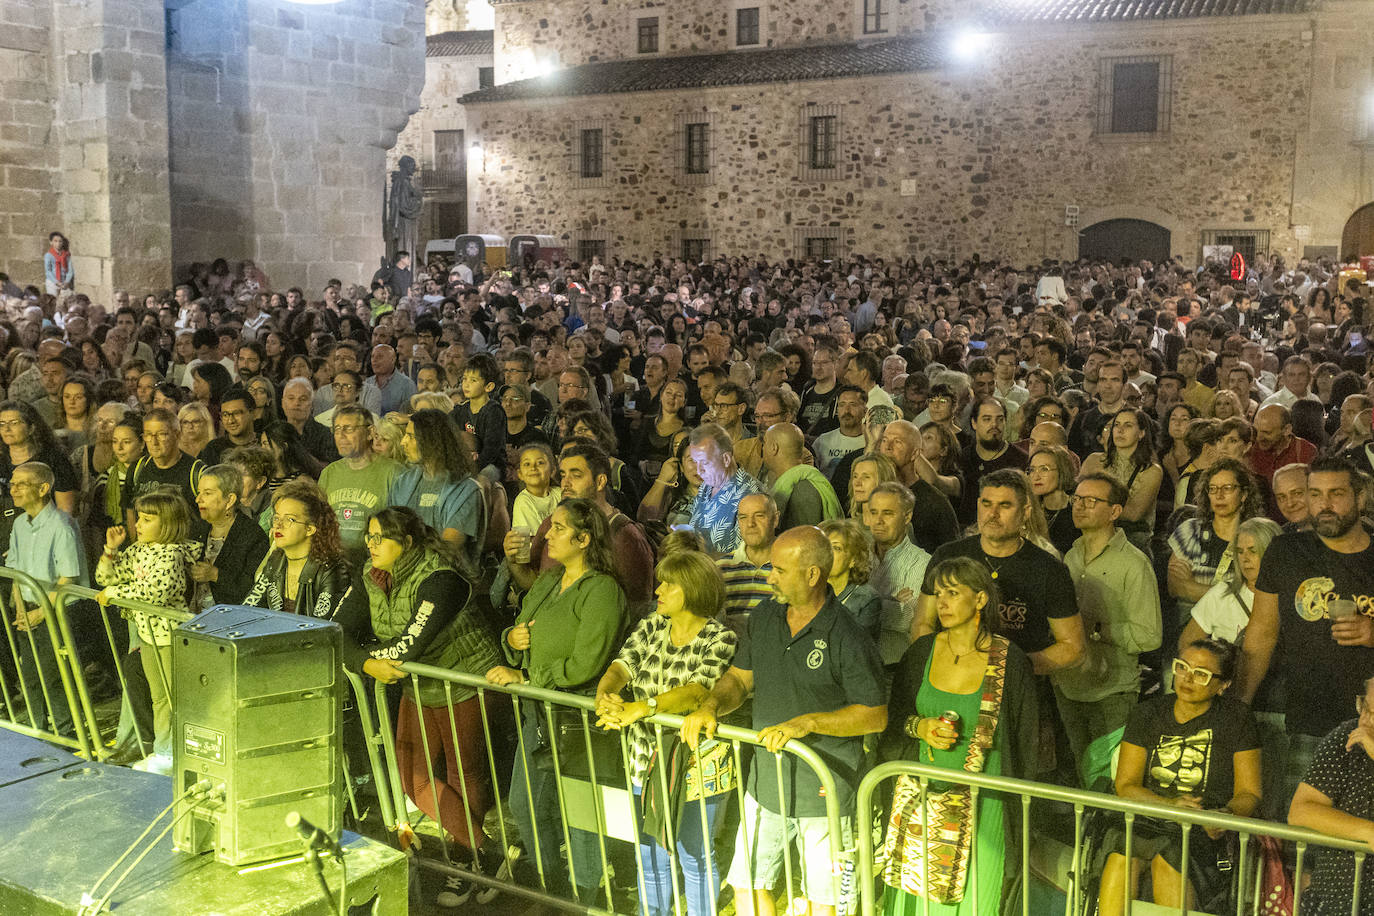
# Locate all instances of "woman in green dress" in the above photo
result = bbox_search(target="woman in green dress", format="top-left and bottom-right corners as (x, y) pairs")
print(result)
(879, 557), (1040, 916)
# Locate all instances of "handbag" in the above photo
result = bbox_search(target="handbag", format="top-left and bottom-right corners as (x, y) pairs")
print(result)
(640, 737), (737, 849)
(533, 708), (626, 781)
(1257, 835), (1294, 916)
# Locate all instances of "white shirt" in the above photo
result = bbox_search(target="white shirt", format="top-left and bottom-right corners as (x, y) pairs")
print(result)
(1259, 386), (1321, 411)
(1190, 581), (1254, 645)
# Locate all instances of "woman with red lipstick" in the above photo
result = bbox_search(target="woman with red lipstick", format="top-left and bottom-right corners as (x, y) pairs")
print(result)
(243, 479), (371, 665)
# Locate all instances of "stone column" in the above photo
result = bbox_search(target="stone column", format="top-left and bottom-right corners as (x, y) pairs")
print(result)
(52, 0), (173, 302)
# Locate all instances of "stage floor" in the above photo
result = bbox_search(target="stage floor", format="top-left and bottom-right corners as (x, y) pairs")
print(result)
(0, 730), (407, 915)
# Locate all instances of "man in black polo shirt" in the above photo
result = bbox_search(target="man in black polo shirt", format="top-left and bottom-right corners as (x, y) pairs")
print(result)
(681, 526), (885, 916)
(916, 469), (1084, 676)
(956, 396), (1028, 526)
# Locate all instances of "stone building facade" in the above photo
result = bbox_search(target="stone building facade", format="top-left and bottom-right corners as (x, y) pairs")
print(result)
(463, 0), (1374, 266)
(0, 0), (425, 303)
(387, 30), (495, 247)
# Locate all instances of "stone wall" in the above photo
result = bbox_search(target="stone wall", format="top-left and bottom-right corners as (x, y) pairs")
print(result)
(490, 0), (922, 82)
(468, 14), (1343, 265)
(168, 0), (426, 293)
(0, 0), (172, 303)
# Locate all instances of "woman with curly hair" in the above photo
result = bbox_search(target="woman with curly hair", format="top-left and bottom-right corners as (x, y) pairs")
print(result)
(242, 478), (370, 658)
(1166, 457), (1265, 617)
(1081, 408), (1163, 554)
(391, 408), (483, 574)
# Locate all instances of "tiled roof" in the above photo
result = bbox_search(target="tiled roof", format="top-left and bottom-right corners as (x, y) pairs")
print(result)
(459, 35), (944, 103)
(426, 30), (493, 58)
(991, 0), (1313, 22)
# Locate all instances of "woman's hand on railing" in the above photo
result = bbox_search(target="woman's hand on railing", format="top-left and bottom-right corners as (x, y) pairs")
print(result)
(363, 657), (406, 684)
(11, 606), (42, 632)
(486, 665), (526, 687)
(93, 588), (112, 607)
(594, 690), (624, 720)
(597, 699), (648, 731)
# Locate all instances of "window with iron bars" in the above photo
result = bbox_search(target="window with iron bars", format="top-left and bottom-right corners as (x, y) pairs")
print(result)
(685, 123), (710, 175)
(637, 17), (659, 54)
(577, 238), (606, 262)
(736, 7), (760, 45)
(580, 129), (603, 179)
(809, 115), (836, 170)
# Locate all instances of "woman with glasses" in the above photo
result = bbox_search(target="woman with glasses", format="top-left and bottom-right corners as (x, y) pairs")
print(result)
(246, 375), (281, 426)
(243, 478), (369, 638)
(1098, 638), (1261, 916)
(360, 506), (506, 908)
(486, 498), (628, 904)
(1080, 408), (1163, 555)
(1167, 458), (1264, 617)
(177, 403), (214, 459)
(0, 400), (79, 525)
(390, 409), (483, 577)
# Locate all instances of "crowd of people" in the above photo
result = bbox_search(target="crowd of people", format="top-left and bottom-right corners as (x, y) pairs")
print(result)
(1, 245), (1374, 914)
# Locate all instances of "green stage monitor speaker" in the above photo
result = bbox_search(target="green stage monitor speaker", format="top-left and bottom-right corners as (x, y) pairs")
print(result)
(171, 605), (343, 866)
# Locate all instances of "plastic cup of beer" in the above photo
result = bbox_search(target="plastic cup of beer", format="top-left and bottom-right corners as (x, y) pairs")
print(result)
(1329, 598), (1358, 621)
(513, 526), (533, 565)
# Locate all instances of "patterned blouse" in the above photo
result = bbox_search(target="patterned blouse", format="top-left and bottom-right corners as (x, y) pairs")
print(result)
(96, 541), (200, 646)
(612, 614), (737, 784)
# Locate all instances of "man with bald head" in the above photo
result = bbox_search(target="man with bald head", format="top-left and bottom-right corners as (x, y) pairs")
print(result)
(764, 423), (840, 530)
(875, 419), (960, 553)
(1249, 403), (1316, 487)
(681, 526), (885, 916)
(1025, 420), (1081, 473)
(362, 343), (416, 415)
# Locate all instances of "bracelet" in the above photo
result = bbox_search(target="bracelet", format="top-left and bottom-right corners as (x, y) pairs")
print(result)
(904, 715), (923, 739)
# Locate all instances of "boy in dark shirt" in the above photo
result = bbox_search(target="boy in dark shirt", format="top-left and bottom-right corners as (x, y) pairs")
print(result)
(451, 353), (506, 483)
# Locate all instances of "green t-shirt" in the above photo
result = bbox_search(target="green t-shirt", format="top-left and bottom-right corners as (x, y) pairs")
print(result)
(319, 457), (401, 553)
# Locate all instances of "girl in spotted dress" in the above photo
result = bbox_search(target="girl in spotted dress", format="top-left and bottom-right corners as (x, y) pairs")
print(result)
(95, 486), (200, 769)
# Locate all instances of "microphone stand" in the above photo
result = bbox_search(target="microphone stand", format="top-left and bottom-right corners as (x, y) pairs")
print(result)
(294, 827), (347, 916)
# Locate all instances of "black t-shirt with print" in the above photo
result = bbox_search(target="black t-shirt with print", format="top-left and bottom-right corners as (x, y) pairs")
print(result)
(1123, 693), (1260, 810)
(922, 535), (1078, 656)
(1301, 720), (1374, 910)
(1255, 530), (1374, 737)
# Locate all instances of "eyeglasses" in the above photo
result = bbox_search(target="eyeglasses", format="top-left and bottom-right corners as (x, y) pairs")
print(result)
(1069, 494), (1110, 509)
(1206, 483), (1240, 497)
(714, 400), (742, 409)
(334, 382), (357, 392)
(363, 533), (394, 547)
(333, 425), (367, 434)
(501, 395), (526, 404)
(270, 512), (306, 529)
(1172, 657), (1219, 686)
(929, 396), (952, 405)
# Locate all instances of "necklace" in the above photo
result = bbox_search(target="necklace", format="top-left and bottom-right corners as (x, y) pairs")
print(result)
(981, 537), (1022, 579)
(943, 632), (977, 664)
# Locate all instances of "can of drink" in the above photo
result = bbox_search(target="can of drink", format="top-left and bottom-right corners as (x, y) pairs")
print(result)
(938, 710), (961, 735)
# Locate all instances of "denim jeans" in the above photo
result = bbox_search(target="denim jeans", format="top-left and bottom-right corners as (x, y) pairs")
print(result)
(16, 623), (73, 737)
(507, 699), (607, 896)
(634, 784), (726, 916)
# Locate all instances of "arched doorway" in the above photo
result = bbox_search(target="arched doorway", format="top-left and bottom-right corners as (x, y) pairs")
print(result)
(1341, 203), (1374, 259)
(1078, 219), (1171, 265)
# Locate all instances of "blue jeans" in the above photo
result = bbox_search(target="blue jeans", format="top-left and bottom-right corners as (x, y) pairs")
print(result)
(507, 700), (607, 896)
(634, 785), (726, 916)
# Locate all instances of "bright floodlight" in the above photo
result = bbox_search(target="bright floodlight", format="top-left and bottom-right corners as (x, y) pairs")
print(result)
(951, 30), (992, 61)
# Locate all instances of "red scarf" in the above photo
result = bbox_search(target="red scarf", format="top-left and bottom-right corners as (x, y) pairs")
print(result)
(50, 246), (70, 278)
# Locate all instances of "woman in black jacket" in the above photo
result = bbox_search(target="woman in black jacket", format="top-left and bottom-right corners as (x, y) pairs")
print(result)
(242, 478), (371, 672)
(191, 463), (270, 608)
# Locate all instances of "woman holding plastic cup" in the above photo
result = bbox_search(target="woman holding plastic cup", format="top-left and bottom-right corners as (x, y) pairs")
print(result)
(878, 557), (1040, 915)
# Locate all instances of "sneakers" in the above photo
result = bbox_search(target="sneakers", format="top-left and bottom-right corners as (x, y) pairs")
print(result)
(131, 753), (172, 775)
(436, 874), (473, 908)
(474, 843), (514, 905)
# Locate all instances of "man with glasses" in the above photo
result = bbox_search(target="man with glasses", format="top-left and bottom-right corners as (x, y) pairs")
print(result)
(7, 461), (87, 739)
(318, 406), (400, 565)
(502, 348), (550, 426)
(121, 408), (205, 533)
(1055, 473), (1161, 770)
(541, 367), (597, 438)
(1242, 455), (1374, 808)
(734, 388), (800, 481)
(706, 381), (751, 448)
(200, 386), (259, 466)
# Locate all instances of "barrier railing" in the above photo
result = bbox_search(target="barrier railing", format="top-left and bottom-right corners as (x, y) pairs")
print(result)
(48, 582), (194, 763)
(0, 567), (97, 758)
(349, 661), (853, 916)
(854, 760), (1370, 916)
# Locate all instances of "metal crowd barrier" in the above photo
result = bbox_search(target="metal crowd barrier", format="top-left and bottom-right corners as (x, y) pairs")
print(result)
(347, 661), (852, 915)
(855, 760), (1371, 916)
